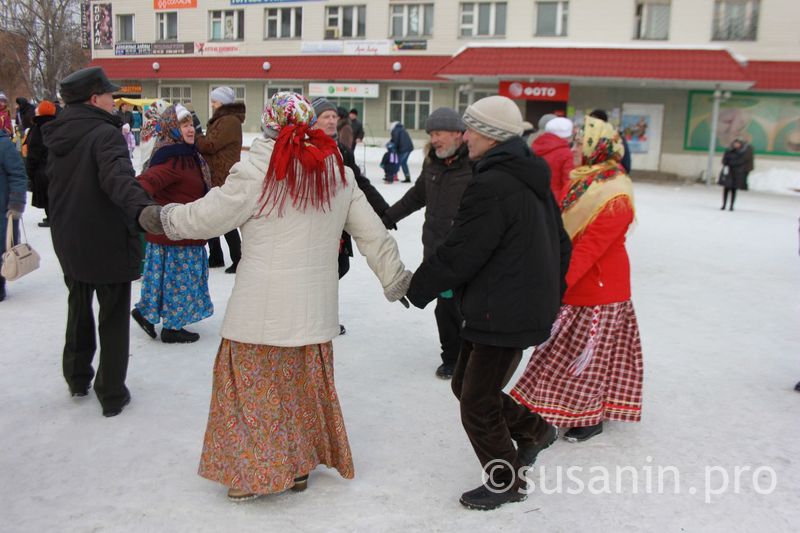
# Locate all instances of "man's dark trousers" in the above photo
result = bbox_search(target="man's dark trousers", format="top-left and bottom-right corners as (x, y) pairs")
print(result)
(62, 276), (131, 410)
(451, 340), (549, 487)
(208, 229), (241, 266)
(435, 296), (461, 366)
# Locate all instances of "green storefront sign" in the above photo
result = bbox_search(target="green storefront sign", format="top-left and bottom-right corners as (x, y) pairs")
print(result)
(685, 90), (800, 157)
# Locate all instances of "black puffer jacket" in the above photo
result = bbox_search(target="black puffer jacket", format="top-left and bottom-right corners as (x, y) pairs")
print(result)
(43, 104), (155, 283)
(25, 114), (56, 209)
(407, 136), (571, 348)
(384, 142), (472, 259)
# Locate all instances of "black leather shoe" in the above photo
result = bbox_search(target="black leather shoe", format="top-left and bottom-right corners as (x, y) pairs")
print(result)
(459, 483), (527, 511)
(161, 328), (200, 343)
(435, 363), (454, 379)
(70, 386), (89, 398)
(225, 263), (238, 274)
(102, 395), (131, 417)
(517, 423), (558, 467)
(564, 422), (603, 443)
(339, 324), (346, 335)
(38, 218), (50, 227)
(131, 308), (157, 339)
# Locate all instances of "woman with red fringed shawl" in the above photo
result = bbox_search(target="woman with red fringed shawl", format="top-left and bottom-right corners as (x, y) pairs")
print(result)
(160, 92), (412, 501)
(511, 116), (644, 444)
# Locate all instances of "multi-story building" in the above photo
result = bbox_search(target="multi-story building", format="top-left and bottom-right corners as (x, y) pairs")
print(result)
(89, 0), (800, 177)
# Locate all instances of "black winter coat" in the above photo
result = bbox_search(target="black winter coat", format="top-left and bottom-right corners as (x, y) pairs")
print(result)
(384, 143), (473, 259)
(720, 144), (754, 190)
(43, 104), (156, 284)
(25, 114), (56, 209)
(407, 136), (571, 349)
(338, 140), (390, 278)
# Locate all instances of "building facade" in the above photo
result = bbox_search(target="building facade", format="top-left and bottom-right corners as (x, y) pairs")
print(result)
(89, 0), (800, 177)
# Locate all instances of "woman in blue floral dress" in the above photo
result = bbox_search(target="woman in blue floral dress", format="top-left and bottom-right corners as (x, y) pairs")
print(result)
(131, 104), (214, 343)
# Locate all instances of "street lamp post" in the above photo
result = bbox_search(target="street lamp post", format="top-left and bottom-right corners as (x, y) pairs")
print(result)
(705, 88), (731, 185)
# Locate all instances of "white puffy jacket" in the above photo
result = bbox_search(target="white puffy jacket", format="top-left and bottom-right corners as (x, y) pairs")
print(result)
(162, 136), (407, 346)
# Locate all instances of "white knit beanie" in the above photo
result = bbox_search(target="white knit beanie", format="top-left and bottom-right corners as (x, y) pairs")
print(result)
(462, 95), (523, 142)
(545, 117), (574, 139)
(210, 86), (235, 105)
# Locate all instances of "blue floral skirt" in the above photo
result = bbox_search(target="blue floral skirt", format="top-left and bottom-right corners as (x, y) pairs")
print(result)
(134, 243), (213, 330)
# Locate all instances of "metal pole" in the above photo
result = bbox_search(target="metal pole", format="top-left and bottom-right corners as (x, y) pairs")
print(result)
(705, 89), (722, 185)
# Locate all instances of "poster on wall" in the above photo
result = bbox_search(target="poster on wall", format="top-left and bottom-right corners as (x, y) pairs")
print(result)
(92, 3), (113, 50)
(685, 91), (800, 156)
(620, 114), (651, 153)
(80, 1), (90, 49)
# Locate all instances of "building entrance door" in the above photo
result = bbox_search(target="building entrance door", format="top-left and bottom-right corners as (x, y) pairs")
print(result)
(621, 103), (664, 171)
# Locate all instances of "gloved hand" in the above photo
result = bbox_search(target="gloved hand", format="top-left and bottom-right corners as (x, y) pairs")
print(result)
(382, 214), (397, 231)
(384, 270), (412, 303)
(138, 205), (164, 235)
(7, 204), (24, 220)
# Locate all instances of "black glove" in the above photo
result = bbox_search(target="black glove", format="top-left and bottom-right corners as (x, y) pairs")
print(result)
(382, 214), (397, 230)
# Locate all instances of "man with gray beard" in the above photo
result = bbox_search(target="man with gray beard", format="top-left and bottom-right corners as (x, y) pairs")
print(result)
(382, 107), (472, 379)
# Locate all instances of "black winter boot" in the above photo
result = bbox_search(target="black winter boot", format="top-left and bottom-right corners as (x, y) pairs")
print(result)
(161, 328), (200, 343)
(0, 276), (5, 302)
(794, 381), (800, 392)
(564, 422), (603, 443)
(131, 308), (157, 339)
(459, 482), (527, 511)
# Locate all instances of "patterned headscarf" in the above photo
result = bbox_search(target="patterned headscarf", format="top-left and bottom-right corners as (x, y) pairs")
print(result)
(149, 104), (212, 188)
(579, 116), (626, 166)
(258, 91), (345, 216)
(140, 99), (170, 143)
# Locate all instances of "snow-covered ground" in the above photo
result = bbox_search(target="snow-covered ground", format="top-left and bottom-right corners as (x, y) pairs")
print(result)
(1, 142), (799, 532)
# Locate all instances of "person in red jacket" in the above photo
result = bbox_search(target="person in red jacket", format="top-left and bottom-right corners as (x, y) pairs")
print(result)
(531, 116), (575, 203)
(512, 115), (643, 443)
(130, 104), (214, 344)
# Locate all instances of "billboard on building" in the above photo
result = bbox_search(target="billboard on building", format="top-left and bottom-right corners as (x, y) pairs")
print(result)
(93, 3), (113, 50)
(685, 91), (800, 156)
(80, 1), (91, 49)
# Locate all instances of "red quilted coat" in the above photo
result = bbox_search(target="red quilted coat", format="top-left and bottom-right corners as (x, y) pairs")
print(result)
(563, 198), (633, 306)
(531, 132), (575, 203)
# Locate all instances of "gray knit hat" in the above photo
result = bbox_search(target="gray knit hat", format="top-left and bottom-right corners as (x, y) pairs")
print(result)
(462, 96), (523, 142)
(425, 107), (465, 133)
(537, 113), (557, 132)
(311, 97), (337, 116)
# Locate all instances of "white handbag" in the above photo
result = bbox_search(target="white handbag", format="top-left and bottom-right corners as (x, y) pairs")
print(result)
(1, 213), (40, 281)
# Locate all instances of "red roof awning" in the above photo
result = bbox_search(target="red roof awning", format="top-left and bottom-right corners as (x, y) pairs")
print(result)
(90, 55), (451, 81)
(745, 61), (800, 90)
(436, 46), (752, 88)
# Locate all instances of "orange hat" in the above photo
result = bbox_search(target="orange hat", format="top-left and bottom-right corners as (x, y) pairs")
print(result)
(37, 100), (56, 117)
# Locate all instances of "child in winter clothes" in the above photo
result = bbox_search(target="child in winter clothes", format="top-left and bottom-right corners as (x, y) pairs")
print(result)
(381, 142), (400, 183)
(121, 123), (135, 160)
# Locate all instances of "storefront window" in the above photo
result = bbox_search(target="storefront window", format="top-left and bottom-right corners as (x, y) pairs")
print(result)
(389, 88), (431, 130)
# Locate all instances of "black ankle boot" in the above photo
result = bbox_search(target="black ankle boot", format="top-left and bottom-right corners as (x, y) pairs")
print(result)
(564, 422), (603, 443)
(0, 276), (5, 302)
(131, 308), (157, 339)
(161, 328), (200, 343)
(459, 482), (527, 510)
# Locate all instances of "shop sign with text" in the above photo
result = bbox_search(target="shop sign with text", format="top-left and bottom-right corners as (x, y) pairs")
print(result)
(499, 81), (570, 102)
(308, 83), (380, 99)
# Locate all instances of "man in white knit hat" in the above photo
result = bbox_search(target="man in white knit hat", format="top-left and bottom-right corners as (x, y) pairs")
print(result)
(406, 95), (571, 510)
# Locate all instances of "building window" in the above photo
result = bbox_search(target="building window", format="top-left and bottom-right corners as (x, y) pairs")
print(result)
(265, 85), (304, 107)
(535, 1), (568, 37)
(634, 0), (670, 40)
(116, 14), (134, 42)
(712, 0), (758, 41)
(389, 3), (434, 38)
(389, 88), (431, 130)
(265, 7), (302, 39)
(159, 85), (191, 105)
(156, 12), (177, 41)
(457, 89), (494, 115)
(209, 10), (244, 41)
(325, 5), (366, 39)
(460, 2), (507, 37)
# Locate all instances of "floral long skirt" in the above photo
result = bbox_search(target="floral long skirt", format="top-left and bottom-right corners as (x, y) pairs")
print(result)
(134, 243), (213, 330)
(511, 301), (644, 428)
(198, 340), (355, 495)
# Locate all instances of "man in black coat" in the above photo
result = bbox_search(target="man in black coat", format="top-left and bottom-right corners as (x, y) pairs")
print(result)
(349, 108), (364, 150)
(406, 96), (571, 511)
(43, 67), (162, 417)
(383, 107), (473, 379)
(390, 121), (414, 182)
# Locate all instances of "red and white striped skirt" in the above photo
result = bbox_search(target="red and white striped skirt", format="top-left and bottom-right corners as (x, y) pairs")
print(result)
(511, 301), (643, 428)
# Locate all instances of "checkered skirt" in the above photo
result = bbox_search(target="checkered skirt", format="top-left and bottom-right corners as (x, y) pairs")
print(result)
(511, 301), (643, 427)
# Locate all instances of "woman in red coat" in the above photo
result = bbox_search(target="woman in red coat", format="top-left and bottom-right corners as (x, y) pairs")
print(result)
(512, 116), (643, 443)
(531, 116), (575, 203)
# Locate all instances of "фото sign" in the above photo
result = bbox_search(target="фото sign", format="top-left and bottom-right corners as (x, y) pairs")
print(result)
(154, 0), (196, 9)
(308, 83), (380, 99)
(499, 81), (570, 102)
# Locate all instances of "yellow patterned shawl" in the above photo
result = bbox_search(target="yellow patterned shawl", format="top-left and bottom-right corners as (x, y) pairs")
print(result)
(562, 116), (634, 239)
